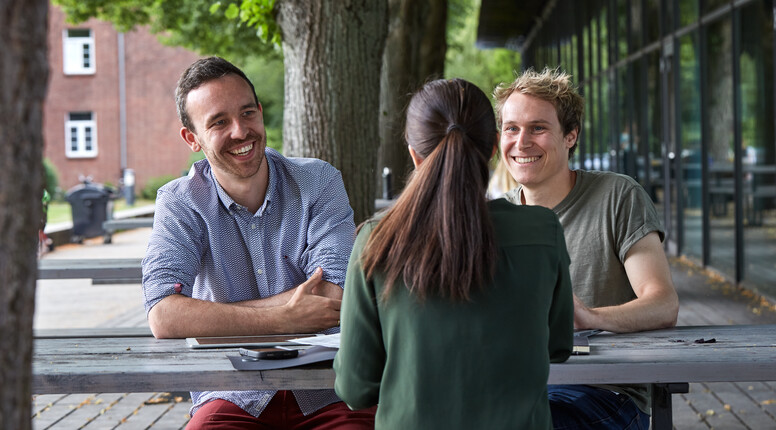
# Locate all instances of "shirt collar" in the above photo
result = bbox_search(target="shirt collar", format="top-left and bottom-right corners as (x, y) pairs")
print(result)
(209, 148), (278, 216)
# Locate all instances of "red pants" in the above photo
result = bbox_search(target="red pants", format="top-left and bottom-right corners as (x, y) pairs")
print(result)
(186, 391), (376, 429)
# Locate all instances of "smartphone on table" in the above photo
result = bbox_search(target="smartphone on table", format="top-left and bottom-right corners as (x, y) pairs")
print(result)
(239, 347), (300, 360)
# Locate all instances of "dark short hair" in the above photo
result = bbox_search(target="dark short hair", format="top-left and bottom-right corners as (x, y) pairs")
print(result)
(175, 57), (259, 132)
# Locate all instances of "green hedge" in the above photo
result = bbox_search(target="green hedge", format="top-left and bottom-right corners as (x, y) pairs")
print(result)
(141, 175), (178, 200)
(43, 158), (60, 199)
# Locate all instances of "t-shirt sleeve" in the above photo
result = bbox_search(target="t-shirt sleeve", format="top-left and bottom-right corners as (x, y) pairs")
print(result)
(615, 181), (664, 262)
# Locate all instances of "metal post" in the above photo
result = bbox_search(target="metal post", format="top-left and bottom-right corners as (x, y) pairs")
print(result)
(123, 168), (135, 206)
(382, 167), (392, 200)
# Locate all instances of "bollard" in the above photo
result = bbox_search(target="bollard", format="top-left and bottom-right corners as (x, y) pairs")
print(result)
(123, 168), (135, 206)
(382, 167), (393, 200)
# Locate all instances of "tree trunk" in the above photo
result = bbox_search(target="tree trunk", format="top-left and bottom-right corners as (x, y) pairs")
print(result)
(378, 0), (447, 198)
(0, 1), (49, 429)
(276, 0), (388, 224)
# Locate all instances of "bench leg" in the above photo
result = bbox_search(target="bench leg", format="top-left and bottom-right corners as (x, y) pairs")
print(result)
(651, 383), (689, 430)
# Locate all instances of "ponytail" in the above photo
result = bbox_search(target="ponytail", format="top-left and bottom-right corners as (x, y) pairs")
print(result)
(361, 79), (497, 302)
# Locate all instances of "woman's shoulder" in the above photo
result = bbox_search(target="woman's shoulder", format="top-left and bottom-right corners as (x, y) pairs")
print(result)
(488, 197), (558, 219)
(488, 199), (562, 247)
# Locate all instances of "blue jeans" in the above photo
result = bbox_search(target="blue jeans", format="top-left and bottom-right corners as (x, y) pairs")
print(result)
(548, 385), (650, 430)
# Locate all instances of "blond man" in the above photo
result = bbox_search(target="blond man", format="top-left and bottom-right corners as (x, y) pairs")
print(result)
(495, 68), (678, 429)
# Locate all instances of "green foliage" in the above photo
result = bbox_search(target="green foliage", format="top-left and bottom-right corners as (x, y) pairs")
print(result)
(238, 55), (284, 150)
(187, 151), (206, 170)
(51, 0), (152, 32)
(141, 175), (178, 200)
(42, 189), (51, 222)
(51, 0), (280, 61)
(445, 0), (522, 97)
(43, 158), (60, 199)
(210, 0), (280, 46)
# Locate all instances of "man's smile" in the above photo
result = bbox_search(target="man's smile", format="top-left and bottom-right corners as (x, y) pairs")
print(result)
(515, 156), (541, 164)
(229, 143), (254, 156)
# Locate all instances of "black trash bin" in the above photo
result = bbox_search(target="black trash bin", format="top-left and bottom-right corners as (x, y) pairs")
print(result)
(65, 180), (117, 243)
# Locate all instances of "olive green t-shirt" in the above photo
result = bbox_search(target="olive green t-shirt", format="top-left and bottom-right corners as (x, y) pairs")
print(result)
(505, 170), (664, 414)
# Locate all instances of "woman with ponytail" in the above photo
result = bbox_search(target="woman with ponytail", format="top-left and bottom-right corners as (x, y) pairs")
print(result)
(334, 79), (573, 429)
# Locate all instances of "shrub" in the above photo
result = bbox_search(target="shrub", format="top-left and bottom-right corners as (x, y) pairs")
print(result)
(141, 175), (177, 200)
(187, 151), (206, 170)
(43, 158), (60, 199)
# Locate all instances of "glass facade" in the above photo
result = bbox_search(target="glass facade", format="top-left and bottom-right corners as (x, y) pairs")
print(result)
(678, 32), (702, 260)
(520, 0), (776, 298)
(739, 1), (776, 291)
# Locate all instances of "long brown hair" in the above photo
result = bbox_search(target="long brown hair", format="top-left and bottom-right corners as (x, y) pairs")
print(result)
(361, 79), (497, 302)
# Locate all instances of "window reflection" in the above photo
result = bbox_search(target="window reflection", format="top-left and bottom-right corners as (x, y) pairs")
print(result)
(647, 51), (662, 215)
(705, 17), (736, 278)
(703, 0), (730, 14)
(679, 33), (702, 259)
(740, 1), (775, 291)
(618, 67), (633, 176)
(617, 0), (629, 60)
(646, 0), (660, 42)
(678, 0), (698, 28)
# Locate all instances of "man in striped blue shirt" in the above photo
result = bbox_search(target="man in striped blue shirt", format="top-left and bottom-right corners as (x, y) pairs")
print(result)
(142, 57), (374, 429)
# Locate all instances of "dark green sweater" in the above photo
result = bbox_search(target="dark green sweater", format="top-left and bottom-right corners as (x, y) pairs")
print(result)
(334, 199), (573, 429)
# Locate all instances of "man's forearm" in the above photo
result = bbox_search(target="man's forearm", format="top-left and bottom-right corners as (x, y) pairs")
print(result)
(574, 291), (678, 333)
(147, 274), (343, 339)
(233, 280), (342, 308)
(235, 288), (297, 308)
(148, 294), (290, 339)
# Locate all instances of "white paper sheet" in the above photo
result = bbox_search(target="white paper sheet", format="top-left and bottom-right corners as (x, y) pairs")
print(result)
(288, 333), (340, 348)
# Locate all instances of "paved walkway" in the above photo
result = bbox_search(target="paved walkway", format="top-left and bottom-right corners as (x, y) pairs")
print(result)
(32, 228), (776, 429)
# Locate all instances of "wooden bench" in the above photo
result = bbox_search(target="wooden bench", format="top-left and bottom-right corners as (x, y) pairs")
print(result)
(34, 326), (152, 339)
(102, 217), (154, 243)
(38, 258), (143, 284)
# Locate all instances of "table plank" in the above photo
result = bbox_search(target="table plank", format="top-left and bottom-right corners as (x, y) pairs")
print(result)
(33, 337), (334, 394)
(33, 325), (776, 395)
(549, 325), (776, 384)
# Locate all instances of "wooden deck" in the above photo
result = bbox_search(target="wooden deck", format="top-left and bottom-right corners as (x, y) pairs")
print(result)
(31, 249), (776, 428)
(669, 257), (776, 430)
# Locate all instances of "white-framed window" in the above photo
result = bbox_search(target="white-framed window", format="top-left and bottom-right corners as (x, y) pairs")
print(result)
(65, 112), (98, 158)
(63, 29), (95, 75)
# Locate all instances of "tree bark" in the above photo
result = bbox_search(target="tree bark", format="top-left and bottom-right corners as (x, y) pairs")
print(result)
(0, 1), (49, 429)
(378, 0), (447, 198)
(276, 0), (388, 224)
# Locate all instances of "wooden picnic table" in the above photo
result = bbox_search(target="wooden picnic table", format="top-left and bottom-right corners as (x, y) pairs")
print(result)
(31, 324), (776, 429)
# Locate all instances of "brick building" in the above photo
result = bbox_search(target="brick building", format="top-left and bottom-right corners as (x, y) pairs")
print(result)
(44, 5), (201, 195)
